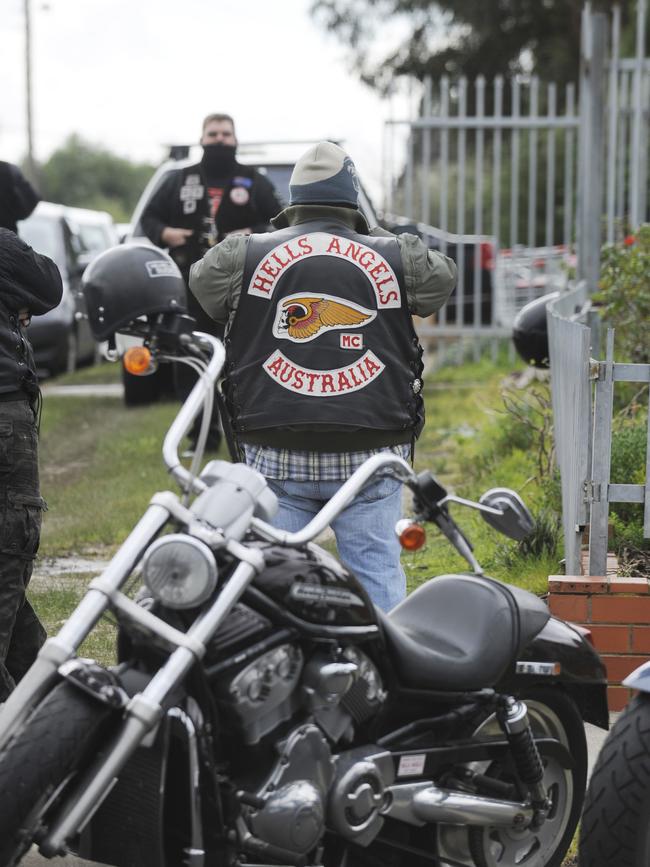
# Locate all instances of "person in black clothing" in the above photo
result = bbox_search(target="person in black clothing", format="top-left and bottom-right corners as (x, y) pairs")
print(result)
(141, 113), (282, 450)
(0, 161), (40, 233)
(141, 112), (282, 324)
(0, 228), (63, 701)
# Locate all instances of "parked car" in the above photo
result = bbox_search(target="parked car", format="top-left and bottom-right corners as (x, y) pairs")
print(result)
(17, 203), (120, 375)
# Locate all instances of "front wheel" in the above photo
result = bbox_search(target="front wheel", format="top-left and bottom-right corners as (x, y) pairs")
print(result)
(579, 694), (650, 867)
(0, 680), (115, 867)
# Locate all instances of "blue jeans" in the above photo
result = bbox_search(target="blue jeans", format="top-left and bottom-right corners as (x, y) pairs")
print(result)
(267, 477), (406, 612)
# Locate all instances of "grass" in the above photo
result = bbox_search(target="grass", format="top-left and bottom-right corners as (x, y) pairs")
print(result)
(43, 357), (123, 386)
(29, 572), (117, 667)
(404, 355), (561, 595)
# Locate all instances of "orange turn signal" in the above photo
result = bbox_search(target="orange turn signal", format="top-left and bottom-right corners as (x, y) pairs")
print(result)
(395, 519), (426, 551)
(123, 346), (154, 376)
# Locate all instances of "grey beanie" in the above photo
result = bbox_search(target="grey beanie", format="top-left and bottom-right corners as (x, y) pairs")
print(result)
(289, 141), (360, 207)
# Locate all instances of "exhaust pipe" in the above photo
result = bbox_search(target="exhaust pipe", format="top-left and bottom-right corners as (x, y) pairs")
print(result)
(385, 782), (533, 828)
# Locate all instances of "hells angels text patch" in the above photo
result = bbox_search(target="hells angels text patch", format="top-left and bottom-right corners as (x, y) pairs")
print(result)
(248, 232), (401, 309)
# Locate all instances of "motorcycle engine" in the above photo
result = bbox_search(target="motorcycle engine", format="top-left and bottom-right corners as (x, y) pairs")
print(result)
(215, 643), (304, 745)
(231, 645), (389, 857)
(244, 723), (334, 856)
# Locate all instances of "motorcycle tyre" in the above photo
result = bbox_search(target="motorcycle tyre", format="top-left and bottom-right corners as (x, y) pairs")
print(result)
(0, 680), (115, 867)
(465, 687), (587, 867)
(579, 693), (650, 867)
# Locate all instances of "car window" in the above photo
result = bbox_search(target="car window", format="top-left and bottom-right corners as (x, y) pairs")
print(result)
(255, 165), (292, 207)
(76, 224), (112, 252)
(17, 215), (66, 270)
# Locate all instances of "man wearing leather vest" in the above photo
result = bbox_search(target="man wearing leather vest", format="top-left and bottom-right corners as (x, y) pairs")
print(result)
(190, 142), (456, 610)
(141, 113), (283, 452)
(0, 229), (63, 700)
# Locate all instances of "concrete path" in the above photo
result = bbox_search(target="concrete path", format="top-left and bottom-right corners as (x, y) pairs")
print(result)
(41, 384), (124, 398)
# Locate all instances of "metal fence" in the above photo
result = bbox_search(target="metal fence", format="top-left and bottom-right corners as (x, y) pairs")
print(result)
(547, 285), (593, 576)
(547, 1), (650, 575)
(385, 1), (650, 338)
(548, 292), (650, 577)
(586, 330), (650, 576)
(385, 74), (580, 337)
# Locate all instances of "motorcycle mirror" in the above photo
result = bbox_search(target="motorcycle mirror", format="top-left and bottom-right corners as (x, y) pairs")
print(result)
(478, 488), (534, 541)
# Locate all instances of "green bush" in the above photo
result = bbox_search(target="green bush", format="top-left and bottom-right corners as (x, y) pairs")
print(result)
(609, 412), (649, 553)
(597, 225), (650, 364)
(495, 507), (562, 569)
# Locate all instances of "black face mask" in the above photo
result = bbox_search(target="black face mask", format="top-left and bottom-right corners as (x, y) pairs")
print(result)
(201, 143), (237, 176)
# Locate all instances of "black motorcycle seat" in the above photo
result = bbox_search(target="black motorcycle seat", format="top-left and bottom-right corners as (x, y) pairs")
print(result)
(380, 574), (550, 691)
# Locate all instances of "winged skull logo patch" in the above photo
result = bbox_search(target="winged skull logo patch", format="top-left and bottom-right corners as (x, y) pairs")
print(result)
(272, 293), (376, 343)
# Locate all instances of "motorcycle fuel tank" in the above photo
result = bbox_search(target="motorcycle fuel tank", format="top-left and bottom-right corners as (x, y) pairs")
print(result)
(253, 544), (378, 628)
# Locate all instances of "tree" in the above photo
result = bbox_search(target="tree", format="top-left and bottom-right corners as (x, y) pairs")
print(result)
(310, 0), (637, 93)
(38, 135), (156, 222)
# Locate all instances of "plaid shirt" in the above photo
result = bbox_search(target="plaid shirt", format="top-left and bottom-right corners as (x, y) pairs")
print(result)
(243, 443), (411, 482)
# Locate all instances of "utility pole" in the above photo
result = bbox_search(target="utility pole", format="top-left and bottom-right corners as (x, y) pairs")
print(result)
(24, 0), (37, 184)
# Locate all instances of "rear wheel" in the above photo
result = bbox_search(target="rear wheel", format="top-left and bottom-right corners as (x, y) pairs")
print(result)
(438, 688), (587, 867)
(579, 694), (650, 867)
(0, 681), (115, 867)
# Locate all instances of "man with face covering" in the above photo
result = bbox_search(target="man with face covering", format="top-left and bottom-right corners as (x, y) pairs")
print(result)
(141, 114), (282, 449)
(141, 113), (282, 327)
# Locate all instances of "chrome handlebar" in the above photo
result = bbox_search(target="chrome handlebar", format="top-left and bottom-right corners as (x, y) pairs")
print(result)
(161, 331), (225, 494)
(250, 453), (417, 547)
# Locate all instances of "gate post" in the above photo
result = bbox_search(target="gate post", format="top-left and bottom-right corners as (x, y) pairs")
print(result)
(577, 7), (608, 293)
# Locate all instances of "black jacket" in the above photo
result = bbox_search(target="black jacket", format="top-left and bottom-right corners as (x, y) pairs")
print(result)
(0, 229), (63, 397)
(141, 160), (282, 280)
(0, 163), (39, 234)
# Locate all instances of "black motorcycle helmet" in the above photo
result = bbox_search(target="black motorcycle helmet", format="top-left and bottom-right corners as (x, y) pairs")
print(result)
(512, 292), (559, 369)
(82, 244), (187, 340)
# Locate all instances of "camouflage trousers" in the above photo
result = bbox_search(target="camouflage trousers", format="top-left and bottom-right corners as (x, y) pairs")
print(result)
(0, 399), (47, 701)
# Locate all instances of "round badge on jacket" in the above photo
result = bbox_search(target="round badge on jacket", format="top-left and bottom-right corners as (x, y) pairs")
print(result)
(230, 186), (250, 205)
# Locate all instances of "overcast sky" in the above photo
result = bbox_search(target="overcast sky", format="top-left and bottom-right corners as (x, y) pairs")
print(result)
(3, 0), (417, 204)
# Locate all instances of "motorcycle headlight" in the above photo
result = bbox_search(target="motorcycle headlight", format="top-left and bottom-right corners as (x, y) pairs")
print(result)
(142, 534), (218, 609)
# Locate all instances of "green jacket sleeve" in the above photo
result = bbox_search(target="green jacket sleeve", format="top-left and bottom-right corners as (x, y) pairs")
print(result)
(370, 227), (457, 316)
(189, 234), (248, 326)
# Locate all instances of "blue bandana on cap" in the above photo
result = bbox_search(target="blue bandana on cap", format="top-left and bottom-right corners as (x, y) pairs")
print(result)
(289, 141), (360, 207)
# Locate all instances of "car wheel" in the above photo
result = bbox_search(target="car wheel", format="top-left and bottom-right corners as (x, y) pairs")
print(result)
(64, 329), (78, 374)
(121, 366), (161, 407)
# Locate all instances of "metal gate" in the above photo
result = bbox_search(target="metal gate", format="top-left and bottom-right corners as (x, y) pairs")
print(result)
(384, 2), (650, 338)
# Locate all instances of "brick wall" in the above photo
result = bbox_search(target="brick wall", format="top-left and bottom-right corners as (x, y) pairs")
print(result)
(548, 574), (650, 711)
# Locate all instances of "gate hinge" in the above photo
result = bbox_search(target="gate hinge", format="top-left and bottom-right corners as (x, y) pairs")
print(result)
(583, 480), (602, 503)
(589, 360), (603, 381)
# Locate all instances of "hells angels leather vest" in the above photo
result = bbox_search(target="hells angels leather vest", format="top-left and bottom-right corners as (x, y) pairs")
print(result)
(224, 220), (425, 451)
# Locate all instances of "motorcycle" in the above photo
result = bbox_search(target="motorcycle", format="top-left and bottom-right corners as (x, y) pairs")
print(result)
(0, 246), (608, 867)
(579, 662), (650, 866)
